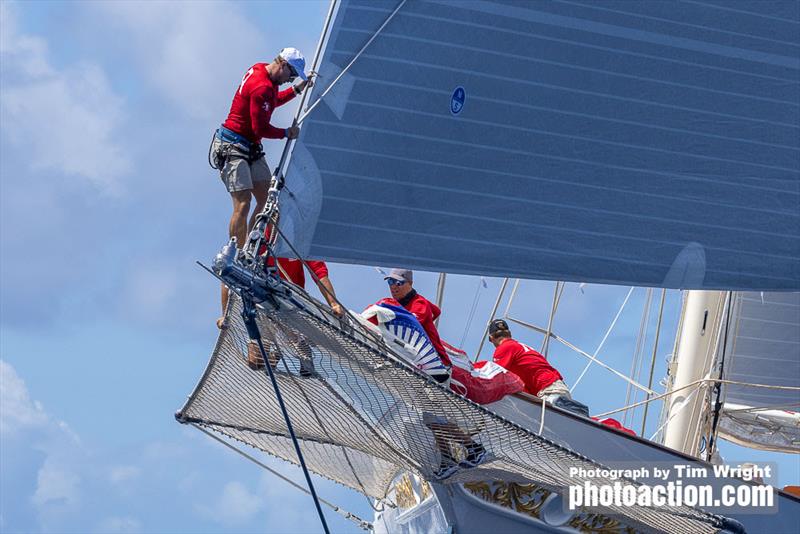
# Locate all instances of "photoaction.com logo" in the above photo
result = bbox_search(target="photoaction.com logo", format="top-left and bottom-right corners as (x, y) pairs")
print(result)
(567, 463), (777, 513)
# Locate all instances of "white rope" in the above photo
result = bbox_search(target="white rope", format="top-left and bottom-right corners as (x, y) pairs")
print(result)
(538, 398), (546, 435)
(298, 0), (408, 125)
(649, 385), (703, 441)
(570, 287), (636, 393)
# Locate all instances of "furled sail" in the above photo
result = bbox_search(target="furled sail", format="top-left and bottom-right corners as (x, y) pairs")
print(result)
(717, 291), (800, 453)
(284, 0), (799, 290)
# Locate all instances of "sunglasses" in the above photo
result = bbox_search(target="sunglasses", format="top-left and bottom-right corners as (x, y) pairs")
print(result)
(285, 62), (299, 80)
(387, 279), (407, 287)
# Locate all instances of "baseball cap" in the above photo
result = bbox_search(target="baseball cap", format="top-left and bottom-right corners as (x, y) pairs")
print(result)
(279, 47), (307, 80)
(384, 268), (413, 283)
(488, 319), (510, 336)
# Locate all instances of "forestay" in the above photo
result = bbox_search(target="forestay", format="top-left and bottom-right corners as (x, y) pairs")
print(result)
(717, 291), (800, 453)
(283, 0), (799, 290)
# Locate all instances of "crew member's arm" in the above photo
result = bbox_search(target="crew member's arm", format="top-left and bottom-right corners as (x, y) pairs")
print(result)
(275, 86), (297, 107)
(250, 86), (289, 139)
(278, 76), (314, 106)
(308, 261), (344, 317)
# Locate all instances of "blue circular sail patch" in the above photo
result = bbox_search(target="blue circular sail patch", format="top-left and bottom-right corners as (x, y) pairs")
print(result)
(450, 86), (465, 115)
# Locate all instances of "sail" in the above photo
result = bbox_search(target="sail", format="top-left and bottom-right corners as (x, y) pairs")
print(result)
(717, 291), (800, 453)
(284, 0), (799, 290)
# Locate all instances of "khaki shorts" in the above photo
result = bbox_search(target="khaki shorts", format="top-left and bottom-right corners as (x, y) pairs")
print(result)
(212, 136), (271, 192)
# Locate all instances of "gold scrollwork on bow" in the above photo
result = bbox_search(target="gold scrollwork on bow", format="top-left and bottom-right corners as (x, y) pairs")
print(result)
(463, 481), (641, 534)
(394, 474), (417, 509)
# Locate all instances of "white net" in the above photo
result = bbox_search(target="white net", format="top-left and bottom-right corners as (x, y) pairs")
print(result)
(178, 281), (731, 533)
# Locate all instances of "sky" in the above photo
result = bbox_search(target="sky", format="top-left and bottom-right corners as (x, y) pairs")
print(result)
(0, 1), (797, 533)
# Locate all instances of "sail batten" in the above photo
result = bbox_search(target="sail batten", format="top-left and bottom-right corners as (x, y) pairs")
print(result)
(286, 0), (799, 290)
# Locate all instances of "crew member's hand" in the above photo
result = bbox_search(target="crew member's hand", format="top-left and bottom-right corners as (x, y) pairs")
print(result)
(330, 303), (344, 317)
(295, 72), (316, 93)
(286, 125), (300, 139)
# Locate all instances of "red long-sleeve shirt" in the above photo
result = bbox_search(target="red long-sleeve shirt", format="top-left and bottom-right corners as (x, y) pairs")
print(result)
(380, 292), (450, 366)
(222, 63), (296, 143)
(492, 338), (562, 396)
(267, 257), (328, 289)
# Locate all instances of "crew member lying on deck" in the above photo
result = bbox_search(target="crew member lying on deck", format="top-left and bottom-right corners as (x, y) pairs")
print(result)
(488, 319), (589, 417)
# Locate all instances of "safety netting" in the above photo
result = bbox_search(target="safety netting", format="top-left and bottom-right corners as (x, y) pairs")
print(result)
(177, 281), (731, 533)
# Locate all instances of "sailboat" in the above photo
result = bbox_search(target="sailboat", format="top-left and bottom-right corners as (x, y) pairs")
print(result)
(177, 1), (799, 532)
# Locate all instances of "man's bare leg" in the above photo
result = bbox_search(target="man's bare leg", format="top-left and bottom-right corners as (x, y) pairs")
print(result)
(249, 180), (269, 232)
(218, 190), (253, 329)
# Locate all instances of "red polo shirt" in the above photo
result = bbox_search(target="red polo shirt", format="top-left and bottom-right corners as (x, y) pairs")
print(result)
(492, 338), (562, 396)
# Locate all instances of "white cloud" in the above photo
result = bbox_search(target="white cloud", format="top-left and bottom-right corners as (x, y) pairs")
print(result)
(94, 516), (142, 534)
(32, 456), (81, 508)
(0, 360), (83, 526)
(109, 465), (141, 486)
(198, 480), (263, 526)
(0, 360), (49, 435)
(0, 3), (130, 195)
(91, 2), (265, 121)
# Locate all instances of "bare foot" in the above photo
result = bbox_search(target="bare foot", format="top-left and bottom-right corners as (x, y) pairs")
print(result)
(216, 316), (227, 330)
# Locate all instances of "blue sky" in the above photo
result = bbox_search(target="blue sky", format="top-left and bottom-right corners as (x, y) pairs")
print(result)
(1, 2), (797, 533)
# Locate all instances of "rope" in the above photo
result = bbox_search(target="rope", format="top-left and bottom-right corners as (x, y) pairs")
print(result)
(298, 0), (408, 125)
(538, 398), (546, 435)
(570, 287), (636, 393)
(649, 385), (704, 441)
(241, 295), (331, 534)
(592, 377), (800, 418)
(190, 424), (373, 531)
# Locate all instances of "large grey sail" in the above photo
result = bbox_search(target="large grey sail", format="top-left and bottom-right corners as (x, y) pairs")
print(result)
(717, 291), (800, 453)
(288, 0), (799, 290)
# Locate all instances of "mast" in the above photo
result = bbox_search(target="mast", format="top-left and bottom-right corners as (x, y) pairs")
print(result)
(434, 273), (446, 327)
(662, 291), (728, 455)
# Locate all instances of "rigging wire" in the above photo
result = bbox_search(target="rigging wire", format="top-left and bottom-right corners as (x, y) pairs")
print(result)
(570, 287), (636, 393)
(460, 278), (484, 349)
(705, 291), (734, 460)
(298, 0), (408, 125)
(505, 315), (656, 394)
(473, 278), (508, 360)
(623, 288), (652, 428)
(541, 281), (565, 358)
(190, 424), (373, 531)
(640, 289), (667, 436)
(592, 377), (800, 418)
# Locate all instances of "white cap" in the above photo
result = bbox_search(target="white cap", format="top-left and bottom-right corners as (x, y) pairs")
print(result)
(279, 47), (307, 81)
